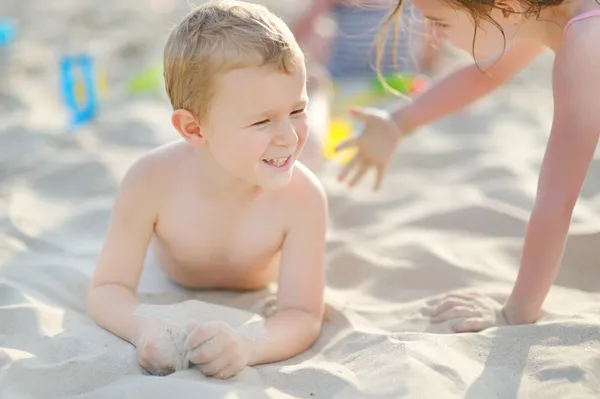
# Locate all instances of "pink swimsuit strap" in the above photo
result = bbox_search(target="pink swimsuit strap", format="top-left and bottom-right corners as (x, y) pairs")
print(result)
(564, 9), (600, 32)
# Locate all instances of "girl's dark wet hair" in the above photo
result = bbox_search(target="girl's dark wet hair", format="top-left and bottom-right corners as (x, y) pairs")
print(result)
(374, 0), (563, 93)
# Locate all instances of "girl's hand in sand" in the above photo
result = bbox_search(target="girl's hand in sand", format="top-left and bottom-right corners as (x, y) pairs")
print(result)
(424, 291), (508, 333)
(185, 321), (250, 380)
(335, 107), (406, 190)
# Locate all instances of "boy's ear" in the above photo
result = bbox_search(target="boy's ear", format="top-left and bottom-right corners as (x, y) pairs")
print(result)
(171, 109), (205, 148)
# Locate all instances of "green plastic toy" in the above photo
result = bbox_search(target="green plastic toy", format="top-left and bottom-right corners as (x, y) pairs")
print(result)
(370, 72), (428, 95)
(127, 65), (163, 95)
(370, 72), (414, 94)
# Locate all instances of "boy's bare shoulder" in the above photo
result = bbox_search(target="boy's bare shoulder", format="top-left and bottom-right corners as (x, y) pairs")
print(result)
(119, 140), (190, 196)
(281, 162), (328, 215)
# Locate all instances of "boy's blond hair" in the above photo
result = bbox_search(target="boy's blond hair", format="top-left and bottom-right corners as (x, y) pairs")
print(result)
(163, 0), (304, 122)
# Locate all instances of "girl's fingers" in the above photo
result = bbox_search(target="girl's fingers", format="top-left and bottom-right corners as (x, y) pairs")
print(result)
(337, 156), (359, 182)
(426, 298), (471, 317)
(374, 165), (386, 190)
(431, 306), (478, 323)
(348, 164), (368, 187)
(348, 107), (371, 122)
(423, 296), (471, 316)
(335, 137), (358, 152)
(444, 291), (482, 301)
(452, 318), (487, 333)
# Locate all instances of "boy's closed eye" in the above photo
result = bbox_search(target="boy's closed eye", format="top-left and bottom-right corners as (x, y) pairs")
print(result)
(250, 107), (307, 127)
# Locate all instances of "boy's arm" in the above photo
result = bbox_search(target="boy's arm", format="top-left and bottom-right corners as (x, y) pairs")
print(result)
(394, 40), (545, 133)
(503, 34), (600, 324)
(87, 156), (160, 344)
(244, 168), (327, 366)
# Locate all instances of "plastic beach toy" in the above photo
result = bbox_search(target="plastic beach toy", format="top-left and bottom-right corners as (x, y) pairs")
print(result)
(0, 19), (15, 47)
(371, 72), (428, 95)
(60, 54), (99, 130)
(127, 64), (163, 95)
(323, 118), (356, 164)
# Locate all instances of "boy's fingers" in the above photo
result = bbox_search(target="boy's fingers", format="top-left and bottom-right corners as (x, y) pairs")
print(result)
(186, 322), (199, 333)
(184, 322), (223, 350)
(199, 350), (235, 376)
(188, 332), (229, 364)
(138, 351), (174, 376)
(189, 337), (227, 364)
(214, 359), (246, 380)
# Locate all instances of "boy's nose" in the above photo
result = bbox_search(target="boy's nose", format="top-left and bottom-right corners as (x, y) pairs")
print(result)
(274, 120), (298, 147)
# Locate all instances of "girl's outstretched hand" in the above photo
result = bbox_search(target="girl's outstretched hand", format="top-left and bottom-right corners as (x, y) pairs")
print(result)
(423, 290), (509, 333)
(335, 107), (406, 190)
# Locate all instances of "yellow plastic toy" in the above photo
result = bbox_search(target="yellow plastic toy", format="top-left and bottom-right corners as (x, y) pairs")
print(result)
(73, 64), (107, 104)
(323, 118), (355, 165)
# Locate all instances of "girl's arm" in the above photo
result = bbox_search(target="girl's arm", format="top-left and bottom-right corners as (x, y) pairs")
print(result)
(503, 32), (600, 324)
(394, 40), (544, 132)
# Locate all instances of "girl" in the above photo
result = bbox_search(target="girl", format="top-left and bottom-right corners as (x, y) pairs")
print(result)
(335, 0), (600, 332)
(292, 0), (440, 78)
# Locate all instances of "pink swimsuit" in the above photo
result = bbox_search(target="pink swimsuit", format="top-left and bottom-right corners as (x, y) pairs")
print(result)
(564, 9), (600, 32)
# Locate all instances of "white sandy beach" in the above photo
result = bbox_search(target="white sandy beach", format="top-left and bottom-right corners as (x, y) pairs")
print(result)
(1, 1), (600, 398)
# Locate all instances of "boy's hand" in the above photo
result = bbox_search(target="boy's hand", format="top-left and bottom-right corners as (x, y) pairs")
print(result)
(134, 318), (189, 376)
(185, 321), (250, 380)
(423, 291), (508, 333)
(335, 107), (406, 190)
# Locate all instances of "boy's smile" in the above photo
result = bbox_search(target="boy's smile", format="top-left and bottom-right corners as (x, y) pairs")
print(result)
(262, 153), (294, 170)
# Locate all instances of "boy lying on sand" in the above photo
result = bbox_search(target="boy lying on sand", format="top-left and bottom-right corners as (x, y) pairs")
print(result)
(87, 0), (328, 380)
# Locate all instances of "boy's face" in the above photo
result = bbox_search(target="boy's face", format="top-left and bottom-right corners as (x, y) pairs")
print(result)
(203, 63), (309, 189)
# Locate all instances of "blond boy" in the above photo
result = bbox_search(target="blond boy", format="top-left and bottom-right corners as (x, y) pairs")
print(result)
(87, 0), (327, 380)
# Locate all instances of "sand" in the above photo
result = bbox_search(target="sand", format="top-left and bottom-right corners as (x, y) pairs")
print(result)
(2, 1), (600, 398)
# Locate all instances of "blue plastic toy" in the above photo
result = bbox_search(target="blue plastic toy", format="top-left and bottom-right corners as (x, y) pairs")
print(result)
(59, 54), (99, 131)
(0, 19), (15, 47)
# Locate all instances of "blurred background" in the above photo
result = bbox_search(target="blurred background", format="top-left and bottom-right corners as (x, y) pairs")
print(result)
(0, 0), (452, 134)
